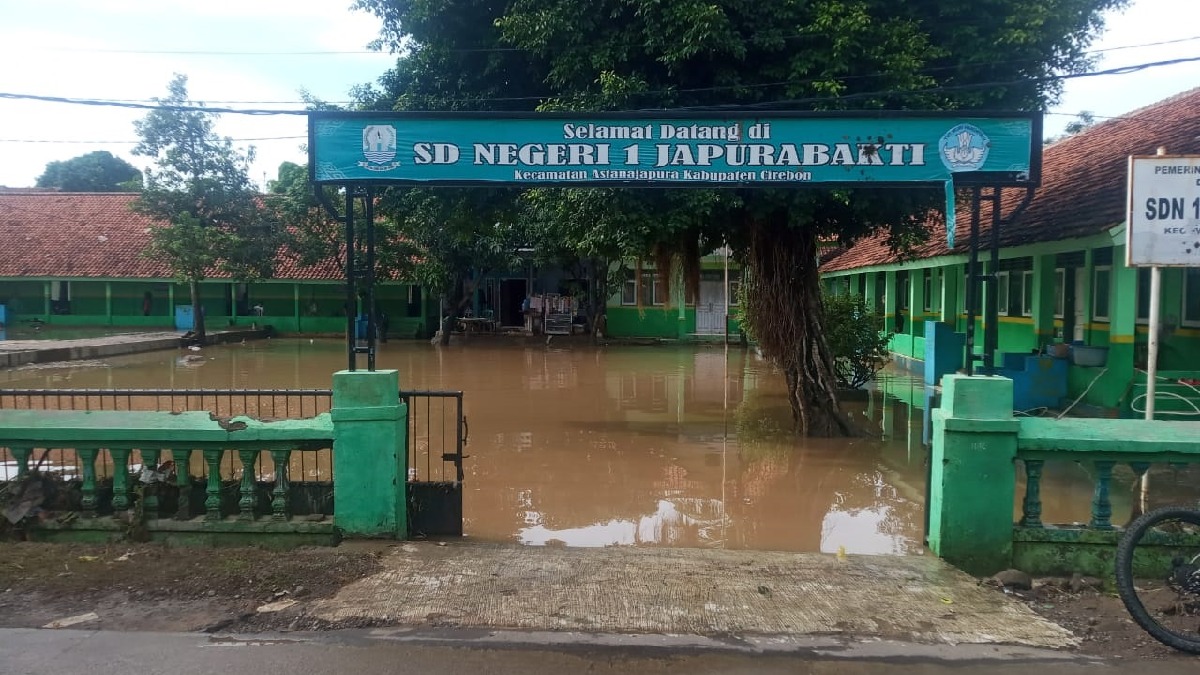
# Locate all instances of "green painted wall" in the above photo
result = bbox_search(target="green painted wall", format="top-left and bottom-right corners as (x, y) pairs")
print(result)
(606, 305), (691, 338)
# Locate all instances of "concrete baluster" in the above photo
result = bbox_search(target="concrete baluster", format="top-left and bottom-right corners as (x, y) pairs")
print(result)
(1090, 461), (1115, 530)
(203, 449), (224, 520)
(109, 447), (132, 512)
(237, 449), (258, 520)
(9, 446), (32, 478)
(171, 449), (193, 520)
(270, 449), (292, 521)
(139, 447), (159, 518)
(1019, 459), (1044, 528)
(78, 447), (99, 517)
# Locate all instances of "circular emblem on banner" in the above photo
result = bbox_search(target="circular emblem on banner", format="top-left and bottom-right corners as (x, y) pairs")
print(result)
(939, 124), (990, 172)
(359, 125), (401, 171)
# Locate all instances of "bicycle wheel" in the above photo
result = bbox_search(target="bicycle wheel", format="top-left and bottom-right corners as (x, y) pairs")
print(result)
(1115, 506), (1200, 654)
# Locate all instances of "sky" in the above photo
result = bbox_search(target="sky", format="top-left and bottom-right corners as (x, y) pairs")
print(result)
(1, 0), (1198, 189)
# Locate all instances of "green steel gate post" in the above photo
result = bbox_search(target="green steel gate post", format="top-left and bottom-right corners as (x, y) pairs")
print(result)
(331, 369), (408, 538)
(928, 374), (1020, 575)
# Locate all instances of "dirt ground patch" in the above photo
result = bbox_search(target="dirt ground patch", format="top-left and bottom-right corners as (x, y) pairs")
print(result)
(997, 577), (1200, 662)
(0, 541), (384, 633)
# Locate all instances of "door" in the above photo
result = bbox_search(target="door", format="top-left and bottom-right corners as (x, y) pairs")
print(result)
(1073, 267), (1087, 342)
(696, 278), (726, 334)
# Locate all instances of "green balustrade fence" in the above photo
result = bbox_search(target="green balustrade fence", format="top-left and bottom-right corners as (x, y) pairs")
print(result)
(928, 374), (1200, 577)
(0, 379), (467, 545)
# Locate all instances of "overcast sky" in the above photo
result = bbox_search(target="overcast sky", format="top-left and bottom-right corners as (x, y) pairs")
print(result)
(0, 0), (1197, 189)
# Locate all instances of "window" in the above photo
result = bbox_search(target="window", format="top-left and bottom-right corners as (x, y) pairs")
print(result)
(650, 273), (665, 306)
(1136, 267), (1151, 323)
(1054, 268), (1066, 318)
(1093, 266), (1112, 321)
(922, 270), (933, 312)
(899, 273), (910, 311)
(1184, 268), (1200, 327)
(619, 270), (665, 306)
(995, 271), (1010, 316)
(621, 273), (638, 305)
(1021, 270), (1034, 317)
(729, 279), (741, 305)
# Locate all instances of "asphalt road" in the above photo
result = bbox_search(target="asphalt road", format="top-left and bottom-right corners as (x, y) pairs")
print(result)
(4, 628), (1197, 675)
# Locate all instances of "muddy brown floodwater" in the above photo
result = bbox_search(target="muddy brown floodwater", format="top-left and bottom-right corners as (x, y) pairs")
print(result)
(3, 337), (1178, 554)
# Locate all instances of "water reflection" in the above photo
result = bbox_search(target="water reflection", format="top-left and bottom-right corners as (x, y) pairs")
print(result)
(2, 339), (931, 554)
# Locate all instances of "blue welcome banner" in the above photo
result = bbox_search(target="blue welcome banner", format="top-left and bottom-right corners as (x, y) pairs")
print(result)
(309, 112), (1039, 187)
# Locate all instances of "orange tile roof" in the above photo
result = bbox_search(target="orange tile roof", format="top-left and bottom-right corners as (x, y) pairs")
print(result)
(0, 191), (345, 281)
(821, 88), (1200, 273)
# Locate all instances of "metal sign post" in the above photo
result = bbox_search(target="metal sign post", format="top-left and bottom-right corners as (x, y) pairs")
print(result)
(1126, 151), (1200, 419)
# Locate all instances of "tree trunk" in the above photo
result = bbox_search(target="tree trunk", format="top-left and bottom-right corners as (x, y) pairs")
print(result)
(743, 215), (852, 437)
(190, 280), (206, 341)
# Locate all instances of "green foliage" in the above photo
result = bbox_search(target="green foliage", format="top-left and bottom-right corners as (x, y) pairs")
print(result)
(131, 74), (282, 337)
(353, 0), (1123, 427)
(35, 151), (142, 192)
(821, 292), (892, 389)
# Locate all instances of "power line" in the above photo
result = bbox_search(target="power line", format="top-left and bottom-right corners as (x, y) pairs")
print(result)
(6, 35), (1194, 108)
(8, 32), (1197, 57)
(0, 135), (305, 145)
(2, 55), (1199, 113)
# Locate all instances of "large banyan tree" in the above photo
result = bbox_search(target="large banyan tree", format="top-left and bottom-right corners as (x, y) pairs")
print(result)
(354, 0), (1126, 434)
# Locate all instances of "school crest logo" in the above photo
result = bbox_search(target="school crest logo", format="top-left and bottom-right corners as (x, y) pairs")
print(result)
(359, 125), (400, 171)
(939, 124), (989, 172)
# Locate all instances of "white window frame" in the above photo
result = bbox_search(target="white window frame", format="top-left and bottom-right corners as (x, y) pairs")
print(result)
(922, 270), (933, 312)
(1020, 270), (1034, 317)
(1093, 265), (1112, 322)
(995, 271), (1010, 316)
(621, 273), (638, 306)
(650, 272), (666, 306)
(1183, 268), (1200, 328)
(728, 279), (741, 306)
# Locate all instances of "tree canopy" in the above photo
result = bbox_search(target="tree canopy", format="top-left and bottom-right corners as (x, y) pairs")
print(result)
(354, 0), (1125, 431)
(35, 150), (142, 192)
(131, 74), (280, 339)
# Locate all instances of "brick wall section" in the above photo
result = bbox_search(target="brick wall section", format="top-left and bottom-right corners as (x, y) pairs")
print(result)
(821, 87), (1200, 273)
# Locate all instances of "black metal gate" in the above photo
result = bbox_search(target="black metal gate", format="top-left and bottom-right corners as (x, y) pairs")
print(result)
(400, 390), (467, 537)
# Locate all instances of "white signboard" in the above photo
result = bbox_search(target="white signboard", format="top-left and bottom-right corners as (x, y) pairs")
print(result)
(1126, 155), (1200, 266)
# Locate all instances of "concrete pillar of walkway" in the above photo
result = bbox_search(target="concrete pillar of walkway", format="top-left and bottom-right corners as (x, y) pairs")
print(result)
(331, 369), (408, 539)
(928, 374), (1019, 576)
(941, 266), (961, 326)
(884, 271), (898, 333)
(293, 283), (302, 333)
(1108, 245), (1138, 385)
(909, 270), (926, 342)
(42, 281), (51, 319)
(105, 282), (113, 326)
(864, 270), (883, 329)
(1031, 254), (1057, 348)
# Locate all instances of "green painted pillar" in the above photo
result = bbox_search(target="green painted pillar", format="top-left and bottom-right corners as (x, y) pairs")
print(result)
(294, 283), (301, 332)
(863, 272), (877, 307)
(168, 284), (175, 323)
(884, 271), (898, 332)
(331, 370), (408, 539)
(1078, 249), (1094, 343)
(1109, 245), (1137, 387)
(928, 374), (1019, 575)
(676, 271), (687, 339)
(1031, 254), (1057, 347)
(909, 269), (925, 341)
(941, 266), (960, 325)
(104, 282), (113, 326)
